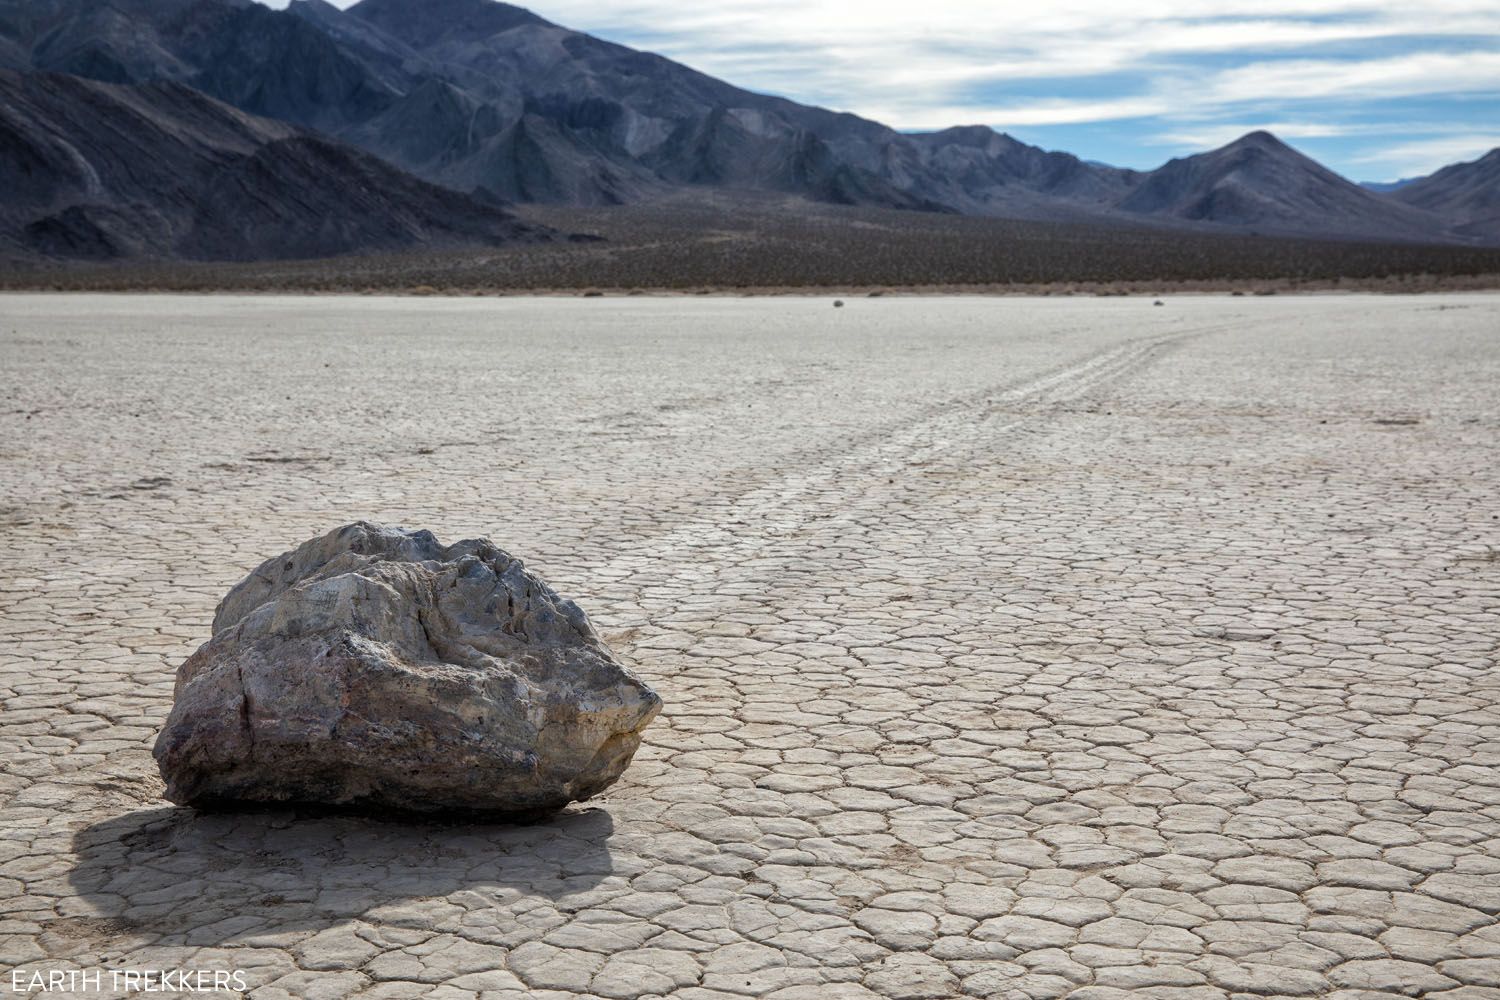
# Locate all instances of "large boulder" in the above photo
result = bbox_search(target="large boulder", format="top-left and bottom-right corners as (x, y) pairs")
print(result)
(153, 522), (662, 815)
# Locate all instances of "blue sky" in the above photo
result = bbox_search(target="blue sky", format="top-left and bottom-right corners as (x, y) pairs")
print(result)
(261, 0), (1500, 181)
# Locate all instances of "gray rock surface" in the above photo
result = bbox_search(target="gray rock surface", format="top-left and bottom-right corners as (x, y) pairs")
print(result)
(153, 522), (661, 815)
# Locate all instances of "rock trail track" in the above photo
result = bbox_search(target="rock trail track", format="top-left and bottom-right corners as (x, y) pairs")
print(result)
(1, 294), (1498, 1000)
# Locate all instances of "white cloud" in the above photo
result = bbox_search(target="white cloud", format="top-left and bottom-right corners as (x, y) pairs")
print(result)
(525, 1), (1500, 101)
(1156, 122), (1363, 148)
(1202, 50), (1500, 104)
(259, 0), (1500, 117)
(1351, 134), (1500, 178)
(865, 50), (1500, 132)
(858, 97), (1178, 131)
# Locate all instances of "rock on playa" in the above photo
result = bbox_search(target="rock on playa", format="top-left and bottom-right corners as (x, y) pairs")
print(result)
(153, 522), (662, 815)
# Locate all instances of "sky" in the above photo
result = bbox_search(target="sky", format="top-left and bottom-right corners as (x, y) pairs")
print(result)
(258, 0), (1500, 181)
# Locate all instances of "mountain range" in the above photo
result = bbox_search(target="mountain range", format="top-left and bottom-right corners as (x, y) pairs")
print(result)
(2, 0), (1497, 261)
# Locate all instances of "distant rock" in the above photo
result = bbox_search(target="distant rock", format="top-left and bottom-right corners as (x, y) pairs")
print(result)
(154, 523), (661, 816)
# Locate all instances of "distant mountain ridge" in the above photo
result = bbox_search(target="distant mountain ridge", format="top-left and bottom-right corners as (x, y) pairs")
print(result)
(1116, 131), (1446, 243)
(1391, 150), (1500, 243)
(1, 0), (1496, 258)
(1361, 179), (1417, 193)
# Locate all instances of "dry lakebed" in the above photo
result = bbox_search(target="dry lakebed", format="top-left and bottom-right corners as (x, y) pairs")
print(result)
(1, 293), (1498, 999)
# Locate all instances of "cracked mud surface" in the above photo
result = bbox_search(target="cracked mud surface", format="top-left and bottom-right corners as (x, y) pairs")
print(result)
(2, 293), (1498, 999)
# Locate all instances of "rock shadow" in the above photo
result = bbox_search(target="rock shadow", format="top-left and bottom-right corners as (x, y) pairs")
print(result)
(66, 804), (619, 948)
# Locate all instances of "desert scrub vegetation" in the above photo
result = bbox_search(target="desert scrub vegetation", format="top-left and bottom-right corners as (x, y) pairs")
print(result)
(6, 192), (1499, 294)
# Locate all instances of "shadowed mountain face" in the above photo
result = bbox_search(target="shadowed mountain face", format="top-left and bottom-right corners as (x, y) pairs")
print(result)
(0, 0), (1492, 251)
(1394, 150), (1500, 242)
(0, 69), (550, 260)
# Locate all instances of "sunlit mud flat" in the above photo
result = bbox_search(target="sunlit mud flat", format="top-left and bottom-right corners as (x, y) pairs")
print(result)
(3, 293), (1498, 999)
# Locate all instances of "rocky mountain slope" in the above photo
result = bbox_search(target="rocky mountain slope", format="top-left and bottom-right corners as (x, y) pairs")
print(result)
(1114, 131), (1446, 242)
(0, 69), (550, 260)
(1393, 150), (1500, 243)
